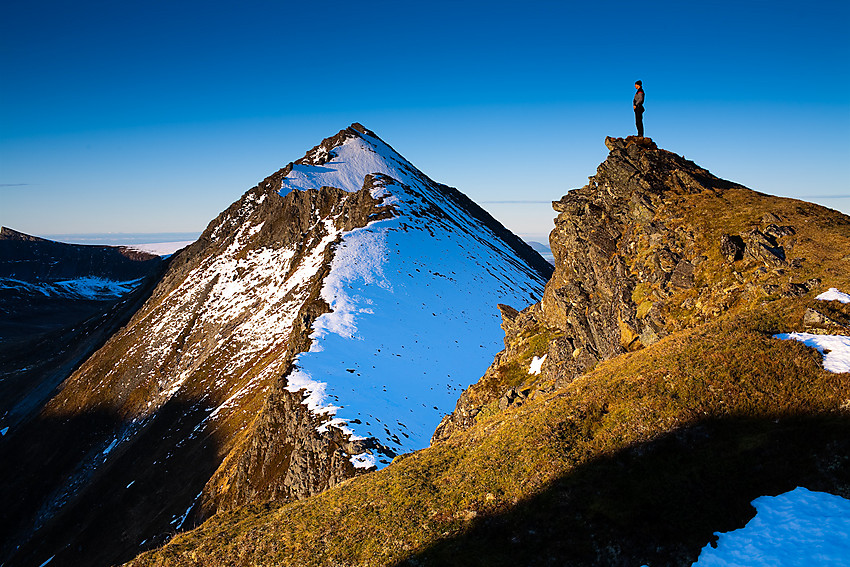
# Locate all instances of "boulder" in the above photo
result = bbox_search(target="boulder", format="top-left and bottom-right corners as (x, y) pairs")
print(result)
(719, 234), (745, 262)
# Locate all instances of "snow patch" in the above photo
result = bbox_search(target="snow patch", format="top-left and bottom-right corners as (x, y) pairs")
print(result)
(102, 438), (119, 455)
(350, 452), (377, 469)
(774, 332), (850, 373)
(0, 276), (144, 300)
(693, 487), (850, 566)
(528, 355), (547, 375)
(55, 276), (144, 299)
(285, 369), (340, 416)
(816, 287), (850, 304)
(175, 491), (203, 530)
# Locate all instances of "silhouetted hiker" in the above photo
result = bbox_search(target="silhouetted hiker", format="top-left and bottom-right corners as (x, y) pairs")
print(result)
(633, 80), (645, 137)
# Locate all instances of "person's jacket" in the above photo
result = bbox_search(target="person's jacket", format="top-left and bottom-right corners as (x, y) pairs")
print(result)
(633, 88), (645, 110)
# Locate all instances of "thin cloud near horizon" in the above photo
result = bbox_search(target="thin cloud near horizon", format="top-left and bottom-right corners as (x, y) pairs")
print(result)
(480, 200), (552, 204)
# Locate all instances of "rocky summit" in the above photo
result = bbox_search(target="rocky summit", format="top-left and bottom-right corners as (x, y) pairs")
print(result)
(0, 124), (551, 567)
(127, 136), (849, 567)
(433, 134), (842, 441)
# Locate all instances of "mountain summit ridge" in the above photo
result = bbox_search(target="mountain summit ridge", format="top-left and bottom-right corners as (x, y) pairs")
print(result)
(0, 124), (552, 567)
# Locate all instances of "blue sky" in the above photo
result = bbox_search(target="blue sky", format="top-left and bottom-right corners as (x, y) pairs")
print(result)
(2, 0), (848, 242)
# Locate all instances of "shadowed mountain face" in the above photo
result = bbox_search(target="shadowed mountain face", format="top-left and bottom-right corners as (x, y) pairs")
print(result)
(0, 124), (552, 567)
(0, 228), (165, 433)
(124, 136), (850, 567)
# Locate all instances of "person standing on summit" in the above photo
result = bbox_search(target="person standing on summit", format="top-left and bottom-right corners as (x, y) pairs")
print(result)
(633, 80), (645, 137)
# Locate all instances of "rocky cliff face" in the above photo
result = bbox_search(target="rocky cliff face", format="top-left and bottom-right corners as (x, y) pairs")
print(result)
(434, 135), (845, 442)
(0, 124), (551, 567)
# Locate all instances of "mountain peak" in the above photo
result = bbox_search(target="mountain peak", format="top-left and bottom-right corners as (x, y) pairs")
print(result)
(1, 124), (553, 566)
(123, 135), (850, 567)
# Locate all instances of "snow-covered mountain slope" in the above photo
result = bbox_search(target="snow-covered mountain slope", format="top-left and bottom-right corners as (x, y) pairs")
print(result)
(0, 124), (552, 567)
(281, 128), (549, 467)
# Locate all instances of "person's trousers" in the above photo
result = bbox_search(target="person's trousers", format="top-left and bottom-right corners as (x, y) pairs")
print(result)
(635, 107), (644, 137)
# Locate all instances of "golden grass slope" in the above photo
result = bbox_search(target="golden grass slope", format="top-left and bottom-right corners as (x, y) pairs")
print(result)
(128, 171), (850, 567)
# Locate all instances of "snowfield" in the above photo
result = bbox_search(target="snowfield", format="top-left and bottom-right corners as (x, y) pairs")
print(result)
(693, 487), (850, 566)
(283, 130), (548, 467)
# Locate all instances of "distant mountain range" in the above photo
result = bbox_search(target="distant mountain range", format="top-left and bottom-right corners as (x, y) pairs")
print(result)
(525, 240), (554, 264)
(0, 226), (165, 440)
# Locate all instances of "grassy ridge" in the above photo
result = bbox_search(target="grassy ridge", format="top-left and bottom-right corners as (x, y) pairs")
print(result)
(128, 297), (850, 566)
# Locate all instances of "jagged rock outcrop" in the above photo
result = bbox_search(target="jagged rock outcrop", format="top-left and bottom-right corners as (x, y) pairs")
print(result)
(435, 135), (847, 443)
(541, 136), (727, 364)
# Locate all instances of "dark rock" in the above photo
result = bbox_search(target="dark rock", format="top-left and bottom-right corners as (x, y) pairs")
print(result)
(498, 304), (521, 343)
(0, 227), (49, 242)
(761, 212), (782, 224)
(803, 308), (847, 329)
(742, 229), (786, 267)
(719, 234), (745, 262)
(670, 260), (695, 289)
(762, 284), (781, 296)
(763, 224), (796, 239)
(780, 282), (809, 298)
(655, 248), (679, 273)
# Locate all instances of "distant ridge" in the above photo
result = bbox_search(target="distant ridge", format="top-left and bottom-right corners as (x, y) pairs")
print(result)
(0, 226), (49, 242)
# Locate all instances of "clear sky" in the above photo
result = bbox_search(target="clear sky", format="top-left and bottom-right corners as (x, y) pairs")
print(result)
(2, 0), (848, 243)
